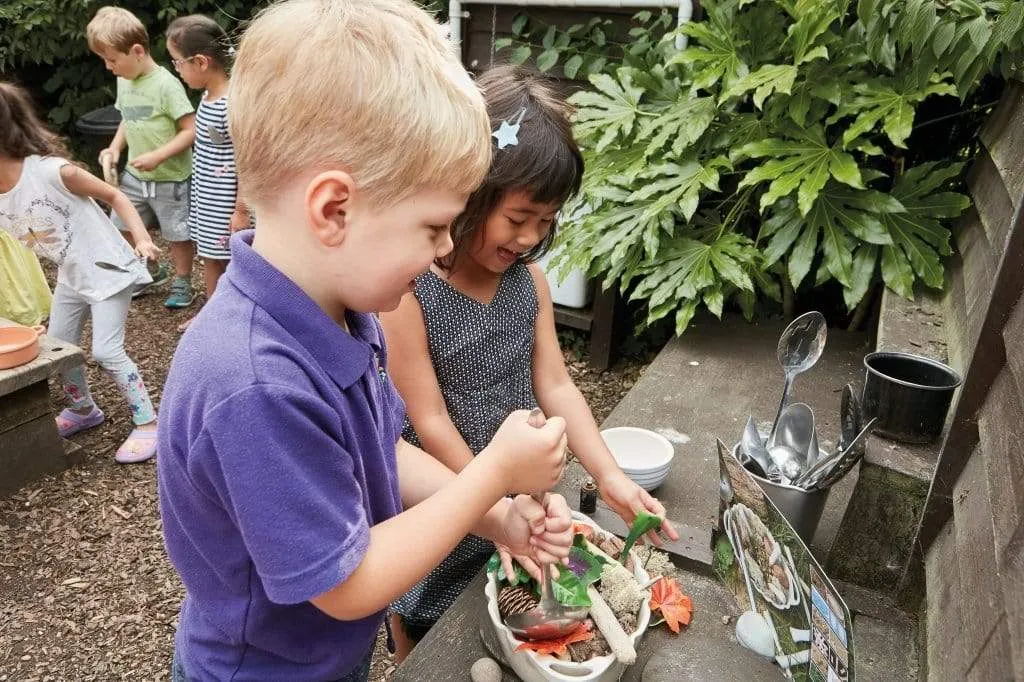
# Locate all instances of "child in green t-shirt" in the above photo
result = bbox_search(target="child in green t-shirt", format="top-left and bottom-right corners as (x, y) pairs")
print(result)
(87, 6), (198, 310)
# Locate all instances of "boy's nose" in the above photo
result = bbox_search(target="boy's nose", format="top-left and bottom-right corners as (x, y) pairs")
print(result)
(436, 230), (454, 258)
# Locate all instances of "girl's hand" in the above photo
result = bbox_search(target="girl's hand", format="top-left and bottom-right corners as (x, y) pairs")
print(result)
(98, 147), (120, 167)
(501, 493), (573, 567)
(134, 240), (162, 263)
(130, 152), (162, 172)
(229, 208), (250, 233)
(598, 472), (679, 545)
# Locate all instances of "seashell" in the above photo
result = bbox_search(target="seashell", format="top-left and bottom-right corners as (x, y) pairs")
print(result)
(735, 611), (776, 658)
(470, 657), (502, 682)
(497, 585), (538, 620)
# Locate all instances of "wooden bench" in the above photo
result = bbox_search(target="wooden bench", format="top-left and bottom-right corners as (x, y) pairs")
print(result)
(0, 318), (85, 497)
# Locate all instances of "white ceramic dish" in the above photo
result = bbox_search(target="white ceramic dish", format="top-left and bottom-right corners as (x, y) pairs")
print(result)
(485, 511), (652, 682)
(601, 427), (675, 474)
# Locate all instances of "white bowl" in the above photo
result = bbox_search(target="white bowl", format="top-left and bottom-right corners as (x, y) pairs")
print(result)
(601, 427), (675, 481)
(485, 512), (652, 682)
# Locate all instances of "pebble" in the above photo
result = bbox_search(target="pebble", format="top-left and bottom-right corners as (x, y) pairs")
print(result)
(688, 361), (700, 366)
(470, 657), (502, 682)
(722, 615), (731, 625)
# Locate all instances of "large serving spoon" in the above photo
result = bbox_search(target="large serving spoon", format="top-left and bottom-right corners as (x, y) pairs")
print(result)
(837, 384), (860, 454)
(504, 409), (588, 641)
(774, 402), (817, 473)
(768, 312), (827, 444)
(741, 416), (772, 478)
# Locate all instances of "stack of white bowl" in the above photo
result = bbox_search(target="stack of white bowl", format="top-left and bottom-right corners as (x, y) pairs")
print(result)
(600, 427), (675, 491)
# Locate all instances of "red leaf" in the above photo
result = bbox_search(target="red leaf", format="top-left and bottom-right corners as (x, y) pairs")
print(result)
(649, 577), (693, 633)
(572, 522), (596, 540)
(514, 622), (595, 657)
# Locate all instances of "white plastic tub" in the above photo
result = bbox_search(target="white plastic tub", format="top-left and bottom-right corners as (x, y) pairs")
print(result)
(484, 512), (651, 682)
(537, 247), (592, 309)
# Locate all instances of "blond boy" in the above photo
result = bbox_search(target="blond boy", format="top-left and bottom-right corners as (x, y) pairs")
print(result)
(87, 7), (196, 308)
(156, 0), (573, 680)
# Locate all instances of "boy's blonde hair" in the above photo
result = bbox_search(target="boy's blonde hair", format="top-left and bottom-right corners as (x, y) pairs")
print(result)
(86, 6), (150, 54)
(229, 0), (491, 208)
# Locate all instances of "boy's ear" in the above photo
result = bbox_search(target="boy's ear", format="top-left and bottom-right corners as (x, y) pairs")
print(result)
(130, 44), (146, 58)
(305, 171), (356, 248)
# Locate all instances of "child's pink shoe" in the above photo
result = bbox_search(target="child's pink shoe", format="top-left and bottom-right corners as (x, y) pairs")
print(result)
(114, 427), (158, 464)
(55, 406), (105, 438)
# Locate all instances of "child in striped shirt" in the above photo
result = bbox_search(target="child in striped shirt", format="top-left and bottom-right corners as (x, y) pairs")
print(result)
(167, 15), (249, 331)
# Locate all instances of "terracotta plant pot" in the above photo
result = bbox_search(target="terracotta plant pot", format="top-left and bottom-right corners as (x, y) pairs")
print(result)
(0, 324), (46, 370)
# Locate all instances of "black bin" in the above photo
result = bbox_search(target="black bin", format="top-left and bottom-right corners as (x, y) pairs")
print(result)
(861, 351), (962, 444)
(75, 105), (122, 168)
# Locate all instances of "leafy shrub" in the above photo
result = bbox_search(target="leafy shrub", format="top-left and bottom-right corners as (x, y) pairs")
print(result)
(502, 0), (1024, 332)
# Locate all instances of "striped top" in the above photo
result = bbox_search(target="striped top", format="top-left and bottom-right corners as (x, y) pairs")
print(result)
(187, 95), (237, 259)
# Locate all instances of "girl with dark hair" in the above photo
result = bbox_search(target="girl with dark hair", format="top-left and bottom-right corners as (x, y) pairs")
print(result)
(0, 81), (161, 463)
(381, 65), (679, 659)
(167, 15), (248, 331)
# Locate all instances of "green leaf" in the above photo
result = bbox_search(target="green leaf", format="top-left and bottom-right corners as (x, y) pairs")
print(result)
(509, 45), (531, 64)
(721, 63), (798, 108)
(735, 126), (865, 214)
(537, 48), (559, 72)
(492, 37), (513, 51)
(628, 157), (729, 223)
(552, 570), (593, 607)
(879, 162), (969, 291)
(563, 54), (584, 80)
(764, 183), (903, 288)
(487, 551), (532, 586)
(831, 77), (954, 149)
(670, 19), (750, 93)
(638, 96), (718, 157)
(620, 511), (663, 564)
(844, 245), (879, 309)
(542, 25), (557, 49)
(511, 14), (529, 35)
(569, 69), (645, 152)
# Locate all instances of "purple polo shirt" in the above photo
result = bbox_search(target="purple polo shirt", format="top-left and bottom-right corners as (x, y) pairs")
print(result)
(157, 231), (404, 680)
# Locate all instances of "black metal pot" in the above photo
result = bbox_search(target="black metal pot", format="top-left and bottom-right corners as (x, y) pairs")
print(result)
(862, 351), (962, 444)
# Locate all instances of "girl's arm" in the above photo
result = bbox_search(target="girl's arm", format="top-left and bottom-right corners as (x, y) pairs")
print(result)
(527, 264), (678, 542)
(379, 291), (476, 472)
(58, 165), (160, 261)
(130, 113), (196, 172)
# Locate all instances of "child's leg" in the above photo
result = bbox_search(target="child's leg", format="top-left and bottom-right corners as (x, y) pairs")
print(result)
(48, 285), (96, 412)
(155, 180), (196, 309)
(203, 257), (228, 300)
(89, 288), (157, 427)
(388, 613), (434, 663)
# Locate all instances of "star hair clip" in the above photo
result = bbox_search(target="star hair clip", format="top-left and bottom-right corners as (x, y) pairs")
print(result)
(492, 108), (526, 150)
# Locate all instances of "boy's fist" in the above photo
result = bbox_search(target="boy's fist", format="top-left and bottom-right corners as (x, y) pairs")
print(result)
(486, 408), (567, 495)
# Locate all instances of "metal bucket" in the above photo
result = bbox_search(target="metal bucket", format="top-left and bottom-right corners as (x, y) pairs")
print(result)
(731, 444), (831, 544)
(862, 351), (962, 444)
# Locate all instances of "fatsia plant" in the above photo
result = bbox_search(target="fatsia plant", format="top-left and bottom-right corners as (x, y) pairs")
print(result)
(546, 0), (1024, 333)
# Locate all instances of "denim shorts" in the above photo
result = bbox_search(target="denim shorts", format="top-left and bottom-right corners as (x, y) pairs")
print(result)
(111, 172), (190, 243)
(171, 646), (374, 682)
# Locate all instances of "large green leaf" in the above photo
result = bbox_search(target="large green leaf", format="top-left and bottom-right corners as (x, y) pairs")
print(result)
(830, 75), (956, 148)
(721, 63), (799, 108)
(879, 162), (969, 295)
(569, 69), (645, 152)
(628, 157), (731, 227)
(735, 126), (864, 214)
(670, 16), (750, 92)
(761, 183), (904, 289)
(638, 96), (718, 157)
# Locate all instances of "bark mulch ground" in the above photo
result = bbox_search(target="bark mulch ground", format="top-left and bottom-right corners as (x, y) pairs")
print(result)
(0, 256), (654, 680)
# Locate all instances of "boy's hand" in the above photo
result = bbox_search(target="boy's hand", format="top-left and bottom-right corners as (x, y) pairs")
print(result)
(98, 148), (120, 167)
(485, 409), (567, 495)
(134, 240), (162, 263)
(598, 471), (680, 545)
(501, 494), (573, 567)
(130, 151), (162, 172)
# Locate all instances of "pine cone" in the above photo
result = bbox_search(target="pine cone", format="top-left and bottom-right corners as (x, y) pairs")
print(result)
(498, 585), (538, 620)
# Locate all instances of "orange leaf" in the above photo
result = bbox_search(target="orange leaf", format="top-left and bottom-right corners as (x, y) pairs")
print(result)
(572, 522), (595, 540)
(649, 577), (693, 633)
(514, 622), (595, 657)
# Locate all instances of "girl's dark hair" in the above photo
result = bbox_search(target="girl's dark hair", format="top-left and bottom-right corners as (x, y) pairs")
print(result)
(440, 65), (584, 270)
(0, 82), (70, 160)
(167, 15), (232, 69)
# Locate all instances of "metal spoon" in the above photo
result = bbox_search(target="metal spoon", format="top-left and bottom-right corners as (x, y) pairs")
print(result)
(504, 408), (588, 641)
(837, 384), (860, 454)
(774, 403), (817, 472)
(813, 418), (877, 490)
(768, 312), (827, 443)
(94, 261), (132, 273)
(741, 416), (772, 479)
(768, 444), (803, 484)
